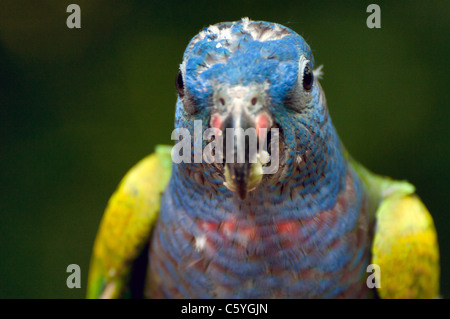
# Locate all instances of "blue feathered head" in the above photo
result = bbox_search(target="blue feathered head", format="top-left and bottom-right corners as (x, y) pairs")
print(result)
(173, 18), (339, 200)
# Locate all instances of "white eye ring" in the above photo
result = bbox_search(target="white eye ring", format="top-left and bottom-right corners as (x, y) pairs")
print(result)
(298, 55), (313, 92)
(287, 55), (314, 110)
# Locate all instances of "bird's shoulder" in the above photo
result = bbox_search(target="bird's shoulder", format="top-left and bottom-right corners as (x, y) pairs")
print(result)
(348, 153), (440, 298)
(86, 145), (172, 298)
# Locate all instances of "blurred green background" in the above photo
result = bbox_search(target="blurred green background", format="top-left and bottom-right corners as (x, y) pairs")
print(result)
(0, 0), (448, 298)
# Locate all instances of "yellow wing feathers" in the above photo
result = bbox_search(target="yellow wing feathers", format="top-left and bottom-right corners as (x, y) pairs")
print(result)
(348, 154), (440, 298)
(86, 145), (172, 298)
(372, 194), (440, 298)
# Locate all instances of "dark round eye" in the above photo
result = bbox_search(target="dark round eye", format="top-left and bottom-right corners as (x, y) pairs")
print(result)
(302, 63), (313, 91)
(176, 69), (197, 114)
(176, 70), (185, 98)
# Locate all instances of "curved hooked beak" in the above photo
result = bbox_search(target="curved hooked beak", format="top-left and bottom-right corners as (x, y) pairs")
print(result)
(212, 90), (273, 200)
(222, 112), (256, 200)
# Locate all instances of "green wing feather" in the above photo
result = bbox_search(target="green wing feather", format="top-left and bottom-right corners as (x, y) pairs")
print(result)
(349, 156), (440, 298)
(86, 145), (172, 298)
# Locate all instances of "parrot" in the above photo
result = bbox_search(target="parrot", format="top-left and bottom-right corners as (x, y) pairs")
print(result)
(86, 18), (440, 299)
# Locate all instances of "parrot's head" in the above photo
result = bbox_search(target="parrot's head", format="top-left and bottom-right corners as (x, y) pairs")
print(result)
(173, 18), (334, 200)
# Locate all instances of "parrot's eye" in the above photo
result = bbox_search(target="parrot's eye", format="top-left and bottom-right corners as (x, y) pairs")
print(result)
(176, 69), (197, 114)
(285, 56), (315, 112)
(176, 70), (185, 98)
(302, 63), (313, 91)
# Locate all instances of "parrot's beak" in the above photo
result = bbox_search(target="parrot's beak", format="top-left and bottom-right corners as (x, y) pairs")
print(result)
(217, 107), (271, 201)
(221, 111), (255, 200)
(209, 85), (274, 200)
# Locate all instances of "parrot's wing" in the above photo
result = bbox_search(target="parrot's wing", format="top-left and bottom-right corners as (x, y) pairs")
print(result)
(350, 157), (440, 299)
(86, 145), (172, 299)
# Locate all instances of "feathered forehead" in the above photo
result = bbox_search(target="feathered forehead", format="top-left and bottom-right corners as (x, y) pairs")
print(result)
(187, 17), (293, 50)
(180, 18), (314, 96)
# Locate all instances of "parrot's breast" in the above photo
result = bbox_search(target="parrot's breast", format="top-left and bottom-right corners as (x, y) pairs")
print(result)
(145, 165), (374, 298)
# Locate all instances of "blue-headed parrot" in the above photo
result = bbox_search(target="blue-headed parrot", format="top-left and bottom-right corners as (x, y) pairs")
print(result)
(86, 18), (439, 299)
